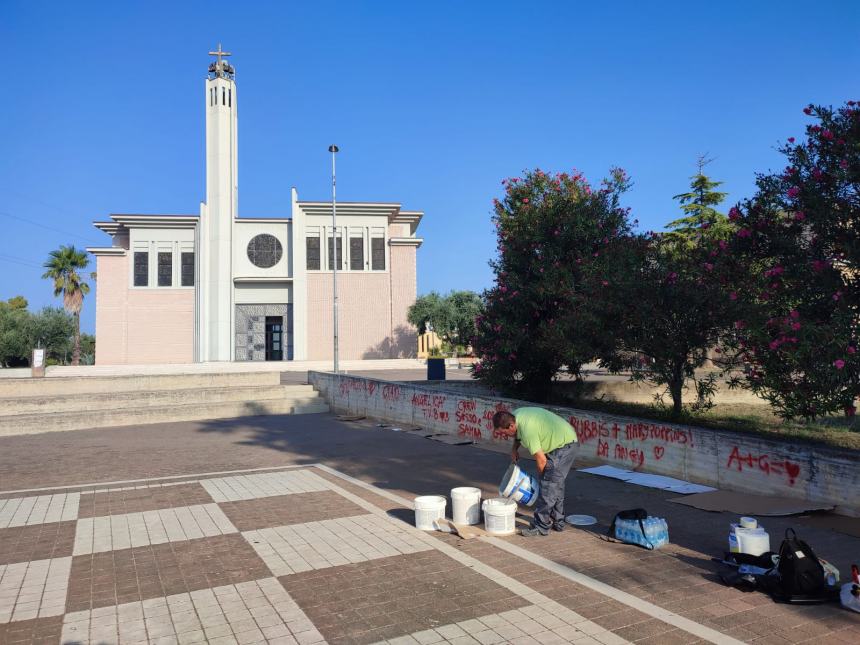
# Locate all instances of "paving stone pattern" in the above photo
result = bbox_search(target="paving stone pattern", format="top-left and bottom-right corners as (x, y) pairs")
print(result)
(0, 466), (641, 644)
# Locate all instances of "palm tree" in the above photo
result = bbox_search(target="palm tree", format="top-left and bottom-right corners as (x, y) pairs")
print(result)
(42, 245), (90, 366)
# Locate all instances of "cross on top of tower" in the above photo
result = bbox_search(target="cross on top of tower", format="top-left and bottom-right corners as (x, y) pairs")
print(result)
(207, 43), (235, 79)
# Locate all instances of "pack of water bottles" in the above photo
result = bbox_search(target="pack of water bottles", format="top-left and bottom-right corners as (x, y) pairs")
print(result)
(614, 516), (670, 550)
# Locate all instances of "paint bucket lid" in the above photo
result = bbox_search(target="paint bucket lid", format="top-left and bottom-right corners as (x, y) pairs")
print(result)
(566, 514), (598, 526)
(739, 516), (758, 529)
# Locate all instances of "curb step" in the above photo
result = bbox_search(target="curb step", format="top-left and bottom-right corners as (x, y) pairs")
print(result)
(0, 395), (329, 437)
(0, 384), (317, 416)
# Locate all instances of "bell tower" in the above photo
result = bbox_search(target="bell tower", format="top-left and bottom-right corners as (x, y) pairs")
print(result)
(200, 44), (238, 361)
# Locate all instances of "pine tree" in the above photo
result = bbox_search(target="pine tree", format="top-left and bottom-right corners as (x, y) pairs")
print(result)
(664, 157), (731, 249)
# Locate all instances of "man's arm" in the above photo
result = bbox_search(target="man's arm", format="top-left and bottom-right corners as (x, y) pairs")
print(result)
(511, 438), (521, 462)
(533, 450), (547, 476)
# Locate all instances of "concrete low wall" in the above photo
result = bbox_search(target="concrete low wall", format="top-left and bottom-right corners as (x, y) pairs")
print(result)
(309, 371), (860, 516)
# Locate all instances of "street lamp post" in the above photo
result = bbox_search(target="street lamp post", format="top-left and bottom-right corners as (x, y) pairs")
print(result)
(329, 144), (339, 373)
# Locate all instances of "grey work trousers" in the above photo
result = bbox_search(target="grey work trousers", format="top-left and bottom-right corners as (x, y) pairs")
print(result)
(531, 441), (579, 530)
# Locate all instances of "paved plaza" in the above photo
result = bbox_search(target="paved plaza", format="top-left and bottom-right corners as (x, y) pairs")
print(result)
(0, 413), (858, 644)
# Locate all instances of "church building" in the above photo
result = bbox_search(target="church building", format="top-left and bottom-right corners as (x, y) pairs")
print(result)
(87, 48), (423, 364)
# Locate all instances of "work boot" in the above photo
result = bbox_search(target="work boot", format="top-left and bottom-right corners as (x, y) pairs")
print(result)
(520, 526), (549, 537)
(552, 521), (566, 532)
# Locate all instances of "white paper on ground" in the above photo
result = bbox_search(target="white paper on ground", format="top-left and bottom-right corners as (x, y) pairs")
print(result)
(578, 465), (716, 495)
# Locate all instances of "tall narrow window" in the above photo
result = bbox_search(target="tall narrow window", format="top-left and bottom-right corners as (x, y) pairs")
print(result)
(209, 88), (213, 106)
(328, 235), (343, 270)
(181, 252), (195, 286)
(371, 237), (385, 270)
(133, 251), (148, 286)
(349, 236), (364, 270)
(157, 252), (173, 287)
(228, 88), (232, 107)
(306, 236), (320, 270)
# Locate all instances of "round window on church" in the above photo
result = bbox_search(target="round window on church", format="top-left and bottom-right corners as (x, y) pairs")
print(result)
(247, 234), (283, 268)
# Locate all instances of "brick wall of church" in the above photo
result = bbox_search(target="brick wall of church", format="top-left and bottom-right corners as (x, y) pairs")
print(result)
(94, 254), (194, 365)
(306, 245), (417, 360)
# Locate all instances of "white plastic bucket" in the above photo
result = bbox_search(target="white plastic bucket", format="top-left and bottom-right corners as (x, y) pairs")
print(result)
(483, 497), (517, 535)
(451, 487), (482, 525)
(499, 463), (540, 506)
(414, 495), (447, 531)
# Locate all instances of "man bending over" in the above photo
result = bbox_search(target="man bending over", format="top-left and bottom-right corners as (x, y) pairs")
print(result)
(493, 407), (579, 536)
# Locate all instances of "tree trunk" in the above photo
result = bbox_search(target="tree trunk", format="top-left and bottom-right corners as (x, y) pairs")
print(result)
(669, 366), (684, 418)
(72, 311), (81, 366)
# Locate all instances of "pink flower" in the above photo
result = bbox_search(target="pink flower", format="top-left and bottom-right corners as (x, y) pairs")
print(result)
(812, 259), (830, 272)
(790, 309), (800, 319)
(737, 228), (751, 238)
(734, 320), (746, 329)
(602, 280), (609, 287)
(795, 211), (806, 221)
(769, 340), (781, 351)
(822, 129), (834, 140)
(803, 106), (812, 115)
(788, 137), (795, 143)
(522, 198), (529, 204)
(728, 207), (741, 221)
(719, 240), (728, 250)
(729, 292), (738, 301)
(834, 359), (846, 369)
(704, 262), (714, 272)
(787, 187), (800, 198)
(840, 160), (849, 169)
(845, 405), (856, 418)
(791, 322), (801, 331)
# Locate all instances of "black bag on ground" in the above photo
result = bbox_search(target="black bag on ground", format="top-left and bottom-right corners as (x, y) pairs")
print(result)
(773, 528), (827, 602)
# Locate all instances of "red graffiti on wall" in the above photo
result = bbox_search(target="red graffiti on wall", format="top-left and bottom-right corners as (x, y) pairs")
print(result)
(381, 384), (401, 401)
(455, 399), (480, 426)
(597, 439), (609, 459)
(412, 393), (449, 422)
(484, 402), (512, 441)
(624, 422), (694, 447)
(569, 417), (610, 443)
(615, 443), (645, 469)
(339, 378), (376, 397)
(726, 446), (801, 486)
(458, 424), (482, 439)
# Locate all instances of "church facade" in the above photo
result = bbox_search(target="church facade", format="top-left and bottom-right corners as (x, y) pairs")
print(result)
(87, 49), (423, 364)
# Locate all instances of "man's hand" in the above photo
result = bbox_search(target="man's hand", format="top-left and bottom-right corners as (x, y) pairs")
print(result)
(510, 447), (519, 463)
(534, 450), (547, 476)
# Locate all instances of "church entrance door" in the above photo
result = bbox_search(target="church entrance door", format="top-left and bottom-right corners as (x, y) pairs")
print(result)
(265, 316), (283, 361)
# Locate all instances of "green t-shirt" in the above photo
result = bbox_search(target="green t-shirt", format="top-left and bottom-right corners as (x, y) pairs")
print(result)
(514, 407), (577, 455)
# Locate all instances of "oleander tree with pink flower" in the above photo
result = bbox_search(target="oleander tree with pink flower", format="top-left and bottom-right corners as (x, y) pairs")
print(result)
(723, 101), (860, 420)
(471, 167), (635, 401)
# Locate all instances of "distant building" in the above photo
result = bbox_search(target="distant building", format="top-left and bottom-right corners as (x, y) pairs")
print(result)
(88, 47), (423, 364)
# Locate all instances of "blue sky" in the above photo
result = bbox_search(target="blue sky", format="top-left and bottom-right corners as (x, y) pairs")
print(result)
(2, 1), (858, 334)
